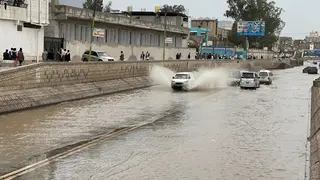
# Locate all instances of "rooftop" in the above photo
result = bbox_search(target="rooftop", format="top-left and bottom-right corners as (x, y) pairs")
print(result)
(52, 5), (188, 34)
(121, 11), (188, 18)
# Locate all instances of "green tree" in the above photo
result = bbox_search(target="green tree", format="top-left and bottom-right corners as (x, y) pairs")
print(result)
(160, 4), (185, 13)
(103, 1), (112, 12)
(83, 0), (104, 12)
(225, 0), (285, 49)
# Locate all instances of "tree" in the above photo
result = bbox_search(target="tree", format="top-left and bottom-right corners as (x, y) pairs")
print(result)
(160, 4), (185, 13)
(83, 0), (104, 12)
(225, 0), (285, 49)
(103, 1), (112, 12)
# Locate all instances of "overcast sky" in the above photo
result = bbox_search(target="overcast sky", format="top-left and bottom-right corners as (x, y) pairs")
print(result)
(59, 0), (318, 39)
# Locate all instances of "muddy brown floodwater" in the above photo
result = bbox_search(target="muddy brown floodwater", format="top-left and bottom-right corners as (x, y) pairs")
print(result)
(0, 66), (316, 180)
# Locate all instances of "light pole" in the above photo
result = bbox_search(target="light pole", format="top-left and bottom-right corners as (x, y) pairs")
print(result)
(89, 0), (98, 62)
(162, 11), (167, 61)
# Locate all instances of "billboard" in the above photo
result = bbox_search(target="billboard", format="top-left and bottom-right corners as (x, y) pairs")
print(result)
(237, 21), (265, 36)
(92, 28), (105, 37)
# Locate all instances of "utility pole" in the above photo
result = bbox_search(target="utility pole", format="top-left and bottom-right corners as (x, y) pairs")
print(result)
(89, 0), (97, 62)
(198, 25), (202, 55)
(162, 11), (167, 61)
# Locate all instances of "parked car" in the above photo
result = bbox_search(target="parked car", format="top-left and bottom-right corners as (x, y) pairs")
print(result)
(258, 70), (273, 85)
(303, 66), (312, 73)
(307, 67), (318, 74)
(81, 50), (115, 62)
(171, 72), (195, 91)
(239, 71), (260, 90)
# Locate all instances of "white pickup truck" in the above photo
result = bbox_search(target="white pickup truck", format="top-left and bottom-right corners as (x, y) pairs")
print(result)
(171, 72), (195, 91)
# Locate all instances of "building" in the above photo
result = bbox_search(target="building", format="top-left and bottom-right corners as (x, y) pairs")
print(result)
(305, 31), (320, 43)
(45, 3), (194, 61)
(191, 18), (218, 42)
(0, 0), (50, 61)
(216, 27), (230, 46)
(278, 36), (293, 53)
(217, 20), (233, 30)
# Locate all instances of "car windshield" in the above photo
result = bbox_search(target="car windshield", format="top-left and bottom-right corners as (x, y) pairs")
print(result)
(175, 74), (189, 79)
(97, 52), (108, 57)
(259, 72), (269, 77)
(241, 72), (254, 78)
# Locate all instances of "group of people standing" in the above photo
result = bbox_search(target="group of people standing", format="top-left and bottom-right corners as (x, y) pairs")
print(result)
(2, 48), (25, 66)
(140, 51), (150, 60)
(42, 48), (71, 62)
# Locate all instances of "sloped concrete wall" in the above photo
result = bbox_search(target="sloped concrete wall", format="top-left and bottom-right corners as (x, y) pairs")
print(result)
(310, 80), (320, 180)
(0, 60), (281, 114)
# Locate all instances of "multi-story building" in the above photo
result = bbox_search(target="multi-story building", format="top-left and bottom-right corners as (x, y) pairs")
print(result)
(216, 27), (230, 46)
(305, 31), (320, 43)
(191, 18), (218, 42)
(294, 39), (320, 50)
(217, 20), (233, 30)
(0, 0), (50, 61)
(44, 2), (194, 61)
(279, 36), (293, 52)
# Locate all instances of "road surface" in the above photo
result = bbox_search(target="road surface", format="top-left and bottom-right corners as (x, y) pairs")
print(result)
(0, 66), (314, 180)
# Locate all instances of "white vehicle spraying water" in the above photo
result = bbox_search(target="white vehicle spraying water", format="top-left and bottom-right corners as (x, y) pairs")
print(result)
(150, 66), (230, 91)
(171, 72), (195, 91)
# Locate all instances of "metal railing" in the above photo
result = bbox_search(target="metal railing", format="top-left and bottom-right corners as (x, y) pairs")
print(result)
(0, 0), (28, 8)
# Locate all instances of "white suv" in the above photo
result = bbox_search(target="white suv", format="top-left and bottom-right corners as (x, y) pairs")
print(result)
(81, 50), (115, 62)
(258, 70), (273, 85)
(239, 71), (260, 89)
(171, 72), (195, 91)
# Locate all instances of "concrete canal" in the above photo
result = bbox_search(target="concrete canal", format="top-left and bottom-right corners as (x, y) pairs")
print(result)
(0, 65), (314, 180)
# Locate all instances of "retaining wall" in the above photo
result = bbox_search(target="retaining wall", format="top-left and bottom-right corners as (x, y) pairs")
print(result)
(0, 60), (284, 114)
(310, 80), (320, 180)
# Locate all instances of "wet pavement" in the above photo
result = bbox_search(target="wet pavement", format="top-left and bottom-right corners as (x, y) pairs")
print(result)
(0, 66), (316, 180)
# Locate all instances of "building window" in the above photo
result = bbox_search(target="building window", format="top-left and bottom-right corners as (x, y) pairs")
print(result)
(85, 27), (89, 41)
(80, 26), (83, 41)
(106, 29), (118, 44)
(75, 24), (89, 41)
(131, 32), (140, 45)
(119, 30), (131, 45)
(158, 34), (161, 46)
(60, 23), (72, 40)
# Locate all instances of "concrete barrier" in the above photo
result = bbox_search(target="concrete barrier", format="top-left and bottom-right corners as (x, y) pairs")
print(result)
(310, 79), (320, 180)
(0, 59), (285, 114)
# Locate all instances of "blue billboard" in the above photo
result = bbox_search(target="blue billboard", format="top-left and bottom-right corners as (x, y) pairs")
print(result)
(237, 21), (265, 36)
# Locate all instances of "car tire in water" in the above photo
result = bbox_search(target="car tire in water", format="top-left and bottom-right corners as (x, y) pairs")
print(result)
(98, 59), (103, 62)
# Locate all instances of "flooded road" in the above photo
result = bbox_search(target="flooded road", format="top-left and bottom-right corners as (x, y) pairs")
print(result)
(0, 66), (316, 180)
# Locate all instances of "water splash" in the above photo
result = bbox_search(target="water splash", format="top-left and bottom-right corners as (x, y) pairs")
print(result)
(189, 68), (230, 90)
(149, 66), (176, 86)
(149, 66), (231, 90)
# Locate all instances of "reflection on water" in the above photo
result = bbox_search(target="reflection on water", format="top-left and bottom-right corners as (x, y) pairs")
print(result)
(0, 85), (215, 175)
(2, 66), (315, 180)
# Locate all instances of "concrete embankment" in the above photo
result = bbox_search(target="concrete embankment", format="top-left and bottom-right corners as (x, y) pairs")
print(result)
(0, 59), (287, 114)
(310, 79), (320, 180)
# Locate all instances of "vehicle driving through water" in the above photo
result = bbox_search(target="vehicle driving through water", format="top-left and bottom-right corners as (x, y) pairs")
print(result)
(258, 70), (273, 85)
(171, 72), (195, 91)
(239, 71), (260, 90)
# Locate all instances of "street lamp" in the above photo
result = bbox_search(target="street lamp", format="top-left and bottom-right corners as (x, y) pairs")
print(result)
(162, 10), (167, 61)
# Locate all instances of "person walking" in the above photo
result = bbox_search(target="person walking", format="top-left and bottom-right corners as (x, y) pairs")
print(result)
(120, 51), (124, 61)
(65, 50), (71, 62)
(17, 48), (24, 66)
(42, 49), (48, 62)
